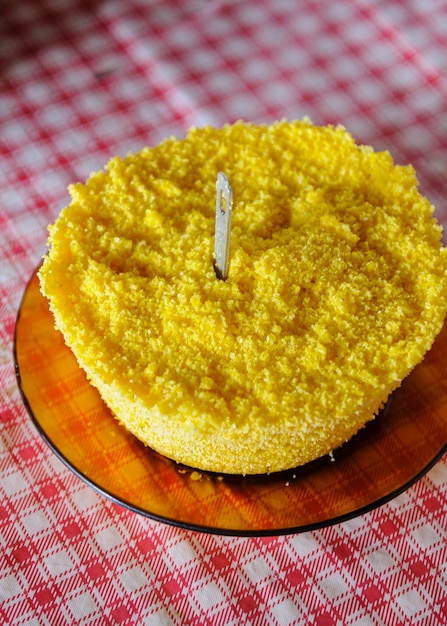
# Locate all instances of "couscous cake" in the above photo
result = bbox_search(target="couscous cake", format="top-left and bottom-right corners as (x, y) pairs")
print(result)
(39, 120), (447, 474)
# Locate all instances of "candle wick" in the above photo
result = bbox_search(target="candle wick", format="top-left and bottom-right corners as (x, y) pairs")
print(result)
(214, 172), (233, 280)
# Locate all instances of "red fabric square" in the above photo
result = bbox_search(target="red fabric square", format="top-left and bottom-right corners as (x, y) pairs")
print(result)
(363, 584), (383, 603)
(237, 595), (258, 613)
(333, 543), (354, 561)
(41, 483), (59, 499)
(379, 519), (399, 537)
(12, 546), (32, 563)
(162, 577), (183, 597)
(34, 587), (54, 606)
(86, 562), (106, 581)
(409, 559), (430, 578)
(0, 408), (15, 424)
(210, 552), (231, 570)
(424, 496), (442, 512)
(136, 537), (157, 554)
(63, 521), (82, 538)
(0, 505), (10, 521)
(110, 605), (132, 623)
(315, 610), (337, 626)
(19, 446), (37, 461)
(286, 567), (308, 587)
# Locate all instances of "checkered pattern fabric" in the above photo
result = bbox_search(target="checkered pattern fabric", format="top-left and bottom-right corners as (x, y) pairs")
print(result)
(1, 0), (446, 624)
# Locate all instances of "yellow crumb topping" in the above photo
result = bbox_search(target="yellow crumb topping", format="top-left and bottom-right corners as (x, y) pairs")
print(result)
(39, 119), (447, 474)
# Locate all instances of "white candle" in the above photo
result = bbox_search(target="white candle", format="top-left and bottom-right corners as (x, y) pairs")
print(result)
(214, 171), (233, 281)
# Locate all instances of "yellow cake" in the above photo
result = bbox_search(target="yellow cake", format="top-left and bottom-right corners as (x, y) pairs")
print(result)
(38, 119), (447, 475)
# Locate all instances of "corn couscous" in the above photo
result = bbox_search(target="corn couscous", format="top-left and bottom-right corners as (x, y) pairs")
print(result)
(39, 119), (447, 474)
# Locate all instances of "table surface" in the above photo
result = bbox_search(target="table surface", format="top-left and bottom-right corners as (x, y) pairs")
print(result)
(1, 1), (447, 624)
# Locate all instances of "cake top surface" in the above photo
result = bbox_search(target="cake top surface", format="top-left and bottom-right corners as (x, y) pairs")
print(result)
(39, 119), (447, 437)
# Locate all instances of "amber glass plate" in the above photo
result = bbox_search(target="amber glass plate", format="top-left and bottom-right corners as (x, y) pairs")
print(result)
(14, 269), (447, 536)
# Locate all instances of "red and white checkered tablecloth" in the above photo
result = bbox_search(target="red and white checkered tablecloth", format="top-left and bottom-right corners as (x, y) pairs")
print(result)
(1, 0), (447, 624)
